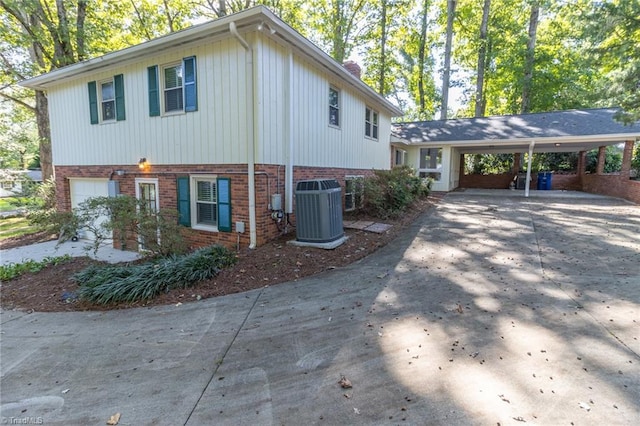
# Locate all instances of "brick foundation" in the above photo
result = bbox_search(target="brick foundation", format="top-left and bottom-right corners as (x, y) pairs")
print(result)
(54, 164), (375, 252)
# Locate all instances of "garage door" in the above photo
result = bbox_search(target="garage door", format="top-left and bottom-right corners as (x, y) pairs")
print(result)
(69, 178), (110, 240)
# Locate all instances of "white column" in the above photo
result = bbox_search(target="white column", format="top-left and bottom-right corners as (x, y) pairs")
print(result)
(524, 140), (535, 197)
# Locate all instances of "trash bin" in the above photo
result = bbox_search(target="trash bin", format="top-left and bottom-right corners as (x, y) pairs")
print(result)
(537, 172), (552, 190)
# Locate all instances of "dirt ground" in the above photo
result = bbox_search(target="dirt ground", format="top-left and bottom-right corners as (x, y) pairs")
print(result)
(1, 195), (442, 312)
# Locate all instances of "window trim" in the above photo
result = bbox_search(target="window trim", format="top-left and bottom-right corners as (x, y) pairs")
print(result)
(329, 86), (340, 128)
(365, 106), (379, 140)
(99, 78), (116, 122)
(162, 61), (184, 115)
(418, 147), (443, 182)
(394, 149), (407, 166)
(190, 175), (218, 231)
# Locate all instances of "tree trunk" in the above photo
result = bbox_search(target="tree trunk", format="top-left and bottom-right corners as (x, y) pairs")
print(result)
(76, 0), (88, 61)
(475, 0), (491, 117)
(35, 90), (53, 180)
(417, 0), (429, 117)
(441, 0), (456, 120)
(522, 2), (540, 114)
(378, 0), (388, 95)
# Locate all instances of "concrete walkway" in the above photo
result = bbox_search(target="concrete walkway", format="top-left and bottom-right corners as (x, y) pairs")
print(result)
(1, 194), (639, 425)
(0, 239), (141, 265)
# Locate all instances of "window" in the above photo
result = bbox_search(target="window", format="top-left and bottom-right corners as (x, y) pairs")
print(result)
(329, 86), (340, 127)
(176, 175), (231, 232)
(2, 181), (13, 190)
(148, 57), (197, 116)
(195, 178), (217, 226)
(101, 80), (115, 121)
(88, 74), (125, 124)
(365, 107), (378, 139)
(419, 147), (443, 181)
(345, 176), (364, 211)
(163, 63), (184, 113)
(395, 149), (407, 166)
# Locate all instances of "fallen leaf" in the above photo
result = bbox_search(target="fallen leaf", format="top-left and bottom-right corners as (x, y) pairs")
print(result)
(106, 412), (121, 425)
(338, 376), (352, 389)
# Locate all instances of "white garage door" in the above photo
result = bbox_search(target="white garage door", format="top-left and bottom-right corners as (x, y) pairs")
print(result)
(69, 178), (110, 240)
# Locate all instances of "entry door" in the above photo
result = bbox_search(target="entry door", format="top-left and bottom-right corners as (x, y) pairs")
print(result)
(135, 178), (159, 250)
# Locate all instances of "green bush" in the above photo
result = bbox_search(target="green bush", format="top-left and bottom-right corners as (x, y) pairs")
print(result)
(361, 166), (431, 219)
(74, 245), (237, 305)
(0, 255), (72, 281)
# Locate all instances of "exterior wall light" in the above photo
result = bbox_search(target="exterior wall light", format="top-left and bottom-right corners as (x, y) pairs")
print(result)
(138, 158), (149, 170)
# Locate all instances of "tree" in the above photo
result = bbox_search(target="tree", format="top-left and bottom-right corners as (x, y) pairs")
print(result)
(440, 0), (456, 119)
(586, 0), (640, 123)
(0, 0), (196, 181)
(360, 0), (411, 100)
(305, 0), (372, 63)
(520, 0), (539, 113)
(474, 0), (490, 117)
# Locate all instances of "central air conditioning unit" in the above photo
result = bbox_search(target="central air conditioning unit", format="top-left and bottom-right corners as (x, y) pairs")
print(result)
(295, 179), (344, 243)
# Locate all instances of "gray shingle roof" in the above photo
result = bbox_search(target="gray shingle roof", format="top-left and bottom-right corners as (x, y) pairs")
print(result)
(393, 108), (640, 144)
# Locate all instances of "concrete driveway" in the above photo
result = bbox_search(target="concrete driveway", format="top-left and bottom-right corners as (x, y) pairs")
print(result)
(1, 193), (639, 425)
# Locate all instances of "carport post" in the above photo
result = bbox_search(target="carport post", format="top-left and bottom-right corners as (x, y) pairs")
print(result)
(524, 140), (535, 197)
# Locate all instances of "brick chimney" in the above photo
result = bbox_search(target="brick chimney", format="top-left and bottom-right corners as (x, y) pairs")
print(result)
(343, 60), (361, 79)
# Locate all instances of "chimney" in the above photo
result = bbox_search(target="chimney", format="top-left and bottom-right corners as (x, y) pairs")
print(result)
(342, 60), (361, 79)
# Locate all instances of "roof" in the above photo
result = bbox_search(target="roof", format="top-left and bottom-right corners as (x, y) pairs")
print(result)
(20, 6), (402, 116)
(392, 108), (640, 153)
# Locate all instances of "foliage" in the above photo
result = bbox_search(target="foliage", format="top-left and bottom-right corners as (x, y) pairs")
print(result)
(361, 166), (431, 219)
(586, 146), (623, 173)
(586, 0), (640, 123)
(73, 245), (237, 304)
(0, 255), (71, 281)
(632, 141), (640, 178)
(464, 153), (513, 174)
(42, 195), (190, 257)
(531, 152), (578, 172)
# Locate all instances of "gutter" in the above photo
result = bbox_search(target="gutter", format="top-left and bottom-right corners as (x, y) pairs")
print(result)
(230, 21), (258, 249)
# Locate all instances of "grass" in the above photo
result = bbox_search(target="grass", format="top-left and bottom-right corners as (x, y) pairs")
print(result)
(0, 197), (28, 212)
(0, 216), (41, 240)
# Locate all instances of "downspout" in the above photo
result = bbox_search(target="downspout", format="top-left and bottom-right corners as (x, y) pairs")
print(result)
(525, 140), (535, 198)
(230, 21), (258, 248)
(285, 47), (294, 214)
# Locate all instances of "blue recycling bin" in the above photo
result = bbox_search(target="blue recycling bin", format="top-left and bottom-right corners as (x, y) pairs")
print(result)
(537, 172), (552, 190)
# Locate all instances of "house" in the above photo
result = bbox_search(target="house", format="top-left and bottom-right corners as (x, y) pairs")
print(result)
(20, 6), (401, 250)
(0, 169), (43, 197)
(392, 108), (640, 199)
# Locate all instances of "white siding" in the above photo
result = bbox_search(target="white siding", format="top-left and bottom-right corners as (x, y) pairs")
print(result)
(48, 32), (394, 171)
(406, 145), (453, 192)
(49, 39), (250, 166)
(252, 37), (392, 169)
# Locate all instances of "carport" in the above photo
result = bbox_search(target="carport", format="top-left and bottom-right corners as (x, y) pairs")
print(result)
(392, 108), (640, 199)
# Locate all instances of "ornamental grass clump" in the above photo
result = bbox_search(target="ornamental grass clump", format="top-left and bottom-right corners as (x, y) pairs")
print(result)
(73, 245), (237, 305)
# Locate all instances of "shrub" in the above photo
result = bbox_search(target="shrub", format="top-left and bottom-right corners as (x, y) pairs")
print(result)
(33, 195), (191, 257)
(74, 245), (237, 304)
(361, 166), (431, 219)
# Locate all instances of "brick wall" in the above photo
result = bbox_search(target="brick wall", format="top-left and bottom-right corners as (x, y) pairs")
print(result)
(459, 173), (514, 189)
(583, 174), (640, 204)
(550, 173), (581, 190)
(54, 164), (375, 251)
